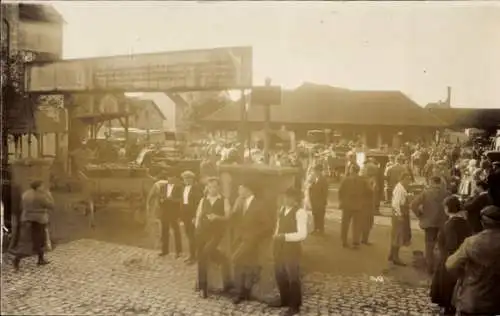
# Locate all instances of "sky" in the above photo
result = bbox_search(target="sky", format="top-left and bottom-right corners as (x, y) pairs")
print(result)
(29, 1), (500, 108)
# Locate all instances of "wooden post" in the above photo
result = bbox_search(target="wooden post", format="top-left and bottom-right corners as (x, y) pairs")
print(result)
(238, 89), (247, 160)
(55, 132), (60, 158)
(125, 115), (129, 143)
(38, 133), (43, 157)
(263, 78), (272, 164)
(27, 133), (32, 158)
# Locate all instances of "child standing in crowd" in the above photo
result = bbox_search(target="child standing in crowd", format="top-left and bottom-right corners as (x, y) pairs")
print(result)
(430, 195), (472, 315)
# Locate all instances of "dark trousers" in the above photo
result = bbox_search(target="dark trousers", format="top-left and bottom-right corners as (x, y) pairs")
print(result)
(274, 257), (302, 310)
(180, 211), (196, 259)
(341, 209), (361, 245)
(311, 204), (326, 233)
(386, 185), (394, 202)
(197, 232), (231, 291)
(161, 214), (181, 255)
(233, 264), (259, 298)
(424, 227), (440, 272)
(13, 221), (46, 267)
(361, 210), (374, 243)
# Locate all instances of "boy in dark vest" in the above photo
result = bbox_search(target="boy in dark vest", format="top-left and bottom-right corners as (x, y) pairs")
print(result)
(269, 187), (308, 316)
(194, 177), (232, 298)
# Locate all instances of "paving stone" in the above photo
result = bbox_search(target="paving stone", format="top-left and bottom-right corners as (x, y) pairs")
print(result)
(2, 239), (438, 315)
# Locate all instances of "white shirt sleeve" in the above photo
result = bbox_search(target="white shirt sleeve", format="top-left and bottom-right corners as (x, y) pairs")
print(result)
(391, 184), (407, 217)
(284, 208), (309, 242)
(223, 198), (231, 218)
(194, 198), (204, 228)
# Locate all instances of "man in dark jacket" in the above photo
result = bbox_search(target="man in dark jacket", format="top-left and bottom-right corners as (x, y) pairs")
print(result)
(338, 164), (372, 249)
(147, 173), (183, 257)
(446, 205), (500, 315)
(446, 172), (500, 315)
(230, 182), (273, 304)
(464, 180), (492, 234)
(410, 176), (449, 273)
(308, 164), (329, 236)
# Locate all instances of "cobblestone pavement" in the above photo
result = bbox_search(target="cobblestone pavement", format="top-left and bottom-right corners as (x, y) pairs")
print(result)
(2, 239), (437, 315)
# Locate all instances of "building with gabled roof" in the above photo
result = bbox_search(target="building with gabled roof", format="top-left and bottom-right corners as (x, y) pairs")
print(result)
(203, 83), (445, 148)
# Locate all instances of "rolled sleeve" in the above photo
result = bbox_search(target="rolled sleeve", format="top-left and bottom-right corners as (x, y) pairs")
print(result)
(284, 208), (308, 242)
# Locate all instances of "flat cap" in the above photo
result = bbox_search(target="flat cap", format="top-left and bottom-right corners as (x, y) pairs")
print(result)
(181, 170), (196, 178)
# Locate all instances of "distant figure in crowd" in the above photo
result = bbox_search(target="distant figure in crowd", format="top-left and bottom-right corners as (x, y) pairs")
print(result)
(307, 164), (329, 236)
(344, 151), (358, 176)
(147, 172), (182, 258)
(385, 155), (407, 203)
(230, 182), (273, 305)
(180, 170), (203, 265)
(388, 173), (413, 266)
(411, 176), (449, 274)
(449, 145), (461, 169)
(268, 188), (308, 316)
(199, 153), (219, 185)
(473, 160), (490, 184)
(459, 159), (478, 197)
(338, 164), (372, 249)
(70, 141), (95, 175)
(464, 180), (492, 234)
(194, 177), (232, 298)
(430, 195), (471, 316)
(10, 180), (54, 271)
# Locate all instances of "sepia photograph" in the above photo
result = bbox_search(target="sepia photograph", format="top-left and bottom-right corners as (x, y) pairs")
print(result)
(1, 1), (500, 315)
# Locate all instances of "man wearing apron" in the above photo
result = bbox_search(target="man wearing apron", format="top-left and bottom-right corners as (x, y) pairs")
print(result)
(269, 187), (308, 316)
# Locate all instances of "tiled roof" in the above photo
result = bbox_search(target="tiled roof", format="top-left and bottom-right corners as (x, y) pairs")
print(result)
(18, 4), (65, 23)
(203, 83), (445, 127)
(427, 108), (500, 128)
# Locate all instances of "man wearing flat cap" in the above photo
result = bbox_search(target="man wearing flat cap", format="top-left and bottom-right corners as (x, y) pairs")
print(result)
(180, 170), (203, 265)
(230, 181), (273, 305)
(268, 187), (308, 316)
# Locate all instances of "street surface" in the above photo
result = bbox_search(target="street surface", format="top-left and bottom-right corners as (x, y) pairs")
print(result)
(1, 190), (438, 315)
(2, 238), (436, 316)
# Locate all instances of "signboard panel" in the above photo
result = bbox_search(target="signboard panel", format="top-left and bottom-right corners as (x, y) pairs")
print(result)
(26, 46), (252, 93)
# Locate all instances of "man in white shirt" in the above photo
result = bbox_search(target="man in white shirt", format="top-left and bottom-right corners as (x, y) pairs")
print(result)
(269, 187), (308, 316)
(389, 173), (413, 266)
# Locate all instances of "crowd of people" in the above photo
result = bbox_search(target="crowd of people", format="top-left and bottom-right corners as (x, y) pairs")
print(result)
(1, 134), (499, 316)
(145, 170), (305, 315)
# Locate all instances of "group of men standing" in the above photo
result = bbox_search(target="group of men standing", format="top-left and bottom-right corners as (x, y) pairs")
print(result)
(146, 170), (308, 316)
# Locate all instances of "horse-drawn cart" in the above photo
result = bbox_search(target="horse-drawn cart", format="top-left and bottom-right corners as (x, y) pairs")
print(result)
(79, 164), (155, 227)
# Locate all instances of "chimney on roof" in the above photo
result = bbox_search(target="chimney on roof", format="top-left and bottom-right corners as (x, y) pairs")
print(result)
(446, 86), (451, 107)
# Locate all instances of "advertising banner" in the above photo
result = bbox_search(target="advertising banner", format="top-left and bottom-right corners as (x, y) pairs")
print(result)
(26, 46), (253, 93)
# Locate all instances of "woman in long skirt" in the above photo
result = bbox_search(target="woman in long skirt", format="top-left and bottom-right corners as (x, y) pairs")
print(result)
(9, 180), (54, 271)
(430, 195), (471, 315)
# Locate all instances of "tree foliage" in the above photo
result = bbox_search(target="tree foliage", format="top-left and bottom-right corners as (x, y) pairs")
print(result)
(1, 51), (35, 134)
(183, 91), (230, 130)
